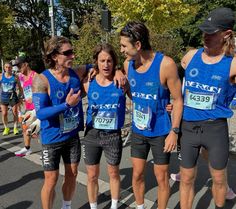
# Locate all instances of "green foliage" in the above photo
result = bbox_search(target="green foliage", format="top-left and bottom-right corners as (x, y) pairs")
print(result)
(72, 13), (124, 67)
(103, 0), (198, 33)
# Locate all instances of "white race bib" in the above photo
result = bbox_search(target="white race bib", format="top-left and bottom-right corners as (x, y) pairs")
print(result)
(133, 103), (152, 130)
(59, 107), (80, 133)
(185, 90), (216, 110)
(93, 111), (117, 130)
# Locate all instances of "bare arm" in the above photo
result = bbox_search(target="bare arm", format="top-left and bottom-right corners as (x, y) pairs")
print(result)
(230, 57), (236, 83)
(160, 56), (183, 152)
(73, 64), (89, 80)
(15, 75), (24, 98)
(181, 49), (198, 69)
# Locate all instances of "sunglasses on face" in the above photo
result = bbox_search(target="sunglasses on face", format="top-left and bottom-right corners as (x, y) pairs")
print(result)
(57, 49), (74, 57)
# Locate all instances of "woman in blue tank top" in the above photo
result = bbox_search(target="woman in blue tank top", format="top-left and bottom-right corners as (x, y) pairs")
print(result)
(179, 7), (236, 209)
(81, 43), (126, 209)
(0, 62), (23, 135)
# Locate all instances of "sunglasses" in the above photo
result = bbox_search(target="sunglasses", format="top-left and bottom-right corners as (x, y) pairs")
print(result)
(57, 49), (74, 57)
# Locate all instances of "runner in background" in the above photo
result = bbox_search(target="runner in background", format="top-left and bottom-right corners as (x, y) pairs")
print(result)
(13, 56), (38, 156)
(0, 62), (22, 135)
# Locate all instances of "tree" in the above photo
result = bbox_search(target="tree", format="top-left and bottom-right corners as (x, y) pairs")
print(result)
(103, 0), (198, 33)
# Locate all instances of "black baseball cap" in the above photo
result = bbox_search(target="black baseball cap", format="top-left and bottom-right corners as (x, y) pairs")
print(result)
(199, 7), (235, 34)
(12, 56), (28, 66)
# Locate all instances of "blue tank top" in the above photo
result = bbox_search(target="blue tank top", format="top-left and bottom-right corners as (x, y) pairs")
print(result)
(86, 78), (126, 130)
(183, 48), (234, 121)
(40, 69), (84, 144)
(128, 52), (171, 137)
(1, 73), (17, 99)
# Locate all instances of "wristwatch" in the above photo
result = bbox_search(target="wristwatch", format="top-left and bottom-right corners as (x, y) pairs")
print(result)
(171, 127), (180, 134)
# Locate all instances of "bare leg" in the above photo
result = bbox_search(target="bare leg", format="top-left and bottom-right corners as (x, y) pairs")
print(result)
(86, 164), (100, 203)
(41, 170), (59, 209)
(154, 164), (170, 209)
(209, 165), (227, 207)
(62, 163), (78, 200)
(180, 166), (197, 209)
(131, 157), (146, 205)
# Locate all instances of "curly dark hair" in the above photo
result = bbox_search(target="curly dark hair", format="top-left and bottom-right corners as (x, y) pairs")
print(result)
(44, 36), (72, 68)
(93, 43), (118, 74)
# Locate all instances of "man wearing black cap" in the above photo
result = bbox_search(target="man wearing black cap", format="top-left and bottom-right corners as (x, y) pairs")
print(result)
(13, 56), (39, 157)
(179, 7), (236, 209)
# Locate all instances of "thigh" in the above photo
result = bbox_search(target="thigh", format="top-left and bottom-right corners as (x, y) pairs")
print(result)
(81, 129), (102, 165)
(180, 121), (201, 168)
(203, 120), (229, 170)
(41, 142), (62, 171)
(0, 104), (8, 114)
(62, 136), (81, 165)
(149, 135), (170, 165)
(130, 132), (150, 160)
(101, 131), (123, 166)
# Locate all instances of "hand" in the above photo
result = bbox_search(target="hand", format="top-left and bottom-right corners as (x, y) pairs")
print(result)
(164, 132), (177, 153)
(88, 68), (98, 81)
(114, 69), (127, 88)
(166, 103), (173, 113)
(66, 89), (81, 107)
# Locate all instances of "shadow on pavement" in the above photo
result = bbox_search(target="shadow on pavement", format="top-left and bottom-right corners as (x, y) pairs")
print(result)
(0, 171), (44, 196)
(5, 201), (33, 209)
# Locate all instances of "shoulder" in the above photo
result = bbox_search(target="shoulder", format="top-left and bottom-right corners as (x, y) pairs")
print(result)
(181, 48), (198, 69)
(32, 73), (48, 93)
(160, 55), (177, 72)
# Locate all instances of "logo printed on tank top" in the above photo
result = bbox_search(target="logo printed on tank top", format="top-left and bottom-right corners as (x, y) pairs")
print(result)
(130, 78), (136, 87)
(189, 68), (199, 77)
(91, 92), (99, 100)
(56, 90), (64, 99)
(211, 75), (222, 81)
(185, 81), (221, 94)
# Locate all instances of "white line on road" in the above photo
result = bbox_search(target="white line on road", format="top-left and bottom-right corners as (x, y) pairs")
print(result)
(0, 141), (155, 209)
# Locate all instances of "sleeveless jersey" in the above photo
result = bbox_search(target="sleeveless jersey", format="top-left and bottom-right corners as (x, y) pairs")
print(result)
(19, 71), (35, 110)
(183, 48), (234, 121)
(0, 73), (17, 100)
(40, 69), (84, 144)
(86, 78), (126, 130)
(128, 52), (171, 137)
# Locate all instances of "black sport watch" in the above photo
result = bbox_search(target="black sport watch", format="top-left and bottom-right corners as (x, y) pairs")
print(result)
(171, 127), (180, 134)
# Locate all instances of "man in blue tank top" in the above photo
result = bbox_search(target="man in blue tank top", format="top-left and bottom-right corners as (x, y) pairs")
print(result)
(32, 36), (89, 209)
(120, 21), (183, 209)
(179, 8), (236, 209)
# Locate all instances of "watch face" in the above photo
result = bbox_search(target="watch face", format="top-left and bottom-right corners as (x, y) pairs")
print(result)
(172, 128), (180, 134)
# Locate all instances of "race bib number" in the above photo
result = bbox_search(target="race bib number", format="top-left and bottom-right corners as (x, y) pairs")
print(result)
(185, 90), (215, 110)
(133, 103), (152, 130)
(59, 107), (80, 133)
(23, 86), (32, 100)
(93, 111), (117, 130)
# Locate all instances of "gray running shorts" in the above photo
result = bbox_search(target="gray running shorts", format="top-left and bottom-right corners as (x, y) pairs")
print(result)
(81, 128), (122, 166)
(41, 135), (81, 171)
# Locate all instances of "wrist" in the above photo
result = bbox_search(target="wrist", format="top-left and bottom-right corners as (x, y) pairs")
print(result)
(65, 102), (71, 108)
